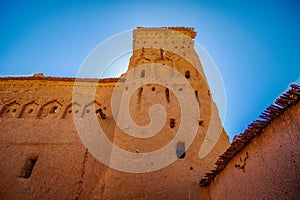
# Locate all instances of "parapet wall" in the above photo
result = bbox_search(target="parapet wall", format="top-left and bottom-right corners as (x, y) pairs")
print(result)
(136, 27), (196, 39)
(133, 27), (195, 56)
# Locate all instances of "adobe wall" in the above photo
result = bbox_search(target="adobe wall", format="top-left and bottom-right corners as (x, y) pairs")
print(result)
(0, 27), (230, 199)
(96, 27), (229, 199)
(0, 76), (229, 200)
(206, 102), (300, 199)
(0, 79), (116, 199)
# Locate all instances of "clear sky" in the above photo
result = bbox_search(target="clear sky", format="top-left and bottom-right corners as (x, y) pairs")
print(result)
(1, 0), (299, 141)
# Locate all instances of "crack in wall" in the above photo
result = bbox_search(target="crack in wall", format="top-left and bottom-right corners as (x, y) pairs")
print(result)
(75, 148), (88, 200)
(234, 152), (249, 172)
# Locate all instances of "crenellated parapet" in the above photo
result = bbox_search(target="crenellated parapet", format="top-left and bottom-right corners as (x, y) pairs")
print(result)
(129, 27), (205, 83)
(136, 27), (196, 39)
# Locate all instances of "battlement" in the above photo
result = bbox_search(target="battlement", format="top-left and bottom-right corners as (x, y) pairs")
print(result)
(136, 27), (196, 39)
(130, 27), (204, 76)
(133, 27), (196, 53)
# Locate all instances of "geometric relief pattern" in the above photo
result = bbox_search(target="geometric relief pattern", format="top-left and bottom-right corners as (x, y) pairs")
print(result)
(62, 102), (81, 119)
(20, 101), (40, 118)
(0, 100), (106, 119)
(0, 101), (20, 118)
(38, 100), (63, 119)
(81, 100), (102, 118)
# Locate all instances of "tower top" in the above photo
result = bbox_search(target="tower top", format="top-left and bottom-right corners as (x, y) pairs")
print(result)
(136, 27), (197, 39)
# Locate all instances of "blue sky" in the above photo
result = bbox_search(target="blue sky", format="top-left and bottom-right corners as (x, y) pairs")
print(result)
(1, 0), (299, 141)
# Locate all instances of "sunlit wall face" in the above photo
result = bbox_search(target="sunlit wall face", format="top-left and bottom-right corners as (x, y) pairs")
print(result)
(0, 0), (299, 140)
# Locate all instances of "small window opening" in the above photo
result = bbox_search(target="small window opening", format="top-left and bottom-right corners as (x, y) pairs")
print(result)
(208, 89), (210, 96)
(50, 106), (58, 113)
(160, 48), (164, 60)
(68, 110), (72, 113)
(141, 70), (145, 78)
(185, 71), (190, 79)
(165, 88), (170, 102)
(141, 47), (145, 56)
(170, 118), (175, 128)
(28, 109), (33, 113)
(152, 86), (155, 91)
(20, 156), (38, 179)
(138, 87), (143, 98)
(97, 108), (106, 119)
(190, 166), (193, 170)
(198, 119), (204, 126)
(195, 90), (199, 102)
(12, 109), (16, 113)
(176, 141), (185, 159)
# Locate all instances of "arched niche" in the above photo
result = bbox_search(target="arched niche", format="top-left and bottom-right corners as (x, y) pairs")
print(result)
(38, 100), (62, 119)
(20, 101), (40, 118)
(82, 100), (102, 118)
(62, 102), (81, 119)
(0, 101), (20, 118)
